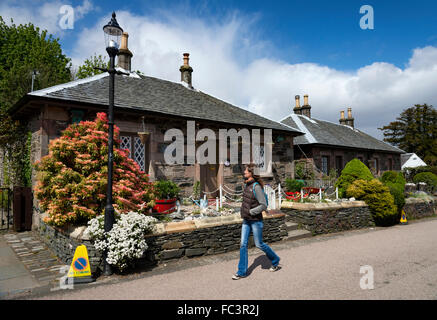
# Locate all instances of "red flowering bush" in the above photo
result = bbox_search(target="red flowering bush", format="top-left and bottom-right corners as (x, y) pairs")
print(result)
(34, 112), (155, 227)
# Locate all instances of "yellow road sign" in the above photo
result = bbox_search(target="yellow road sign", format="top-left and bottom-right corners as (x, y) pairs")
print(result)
(67, 245), (92, 278)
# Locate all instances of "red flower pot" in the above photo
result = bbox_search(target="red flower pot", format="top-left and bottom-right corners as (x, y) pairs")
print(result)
(153, 198), (177, 214)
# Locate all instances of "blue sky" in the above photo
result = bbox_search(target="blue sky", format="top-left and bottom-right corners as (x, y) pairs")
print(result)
(1, 0), (437, 139)
(55, 0), (437, 70)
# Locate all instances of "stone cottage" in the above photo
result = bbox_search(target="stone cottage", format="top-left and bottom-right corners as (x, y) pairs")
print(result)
(9, 32), (303, 229)
(281, 95), (405, 177)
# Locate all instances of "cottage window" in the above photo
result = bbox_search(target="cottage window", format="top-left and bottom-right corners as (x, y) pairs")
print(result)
(253, 144), (271, 174)
(321, 156), (329, 175)
(120, 135), (146, 172)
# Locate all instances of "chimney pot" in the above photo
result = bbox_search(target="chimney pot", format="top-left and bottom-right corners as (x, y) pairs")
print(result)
(117, 32), (133, 72)
(293, 95), (301, 114)
(339, 110), (347, 125)
(300, 94), (311, 118)
(345, 108), (355, 128)
(183, 53), (190, 66)
(180, 53), (193, 88)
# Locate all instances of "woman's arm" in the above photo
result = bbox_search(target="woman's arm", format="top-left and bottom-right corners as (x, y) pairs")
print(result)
(249, 184), (267, 216)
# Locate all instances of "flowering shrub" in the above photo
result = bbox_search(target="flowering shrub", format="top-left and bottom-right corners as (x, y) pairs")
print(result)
(34, 112), (156, 227)
(84, 211), (158, 271)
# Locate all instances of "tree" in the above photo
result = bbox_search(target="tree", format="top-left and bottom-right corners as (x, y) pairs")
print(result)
(378, 104), (437, 166)
(75, 54), (109, 79)
(0, 17), (71, 111)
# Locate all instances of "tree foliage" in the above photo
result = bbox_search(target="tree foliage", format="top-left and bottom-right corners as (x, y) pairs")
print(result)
(378, 104), (437, 166)
(0, 17), (71, 111)
(34, 113), (156, 227)
(75, 54), (109, 79)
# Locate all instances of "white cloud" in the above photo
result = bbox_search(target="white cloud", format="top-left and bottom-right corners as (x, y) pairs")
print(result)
(6, 4), (436, 140)
(0, 0), (94, 34)
(71, 10), (437, 140)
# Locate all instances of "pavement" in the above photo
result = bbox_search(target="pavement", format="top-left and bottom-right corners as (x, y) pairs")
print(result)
(0, 230), (68, 299)
(2, 216), (434, 300)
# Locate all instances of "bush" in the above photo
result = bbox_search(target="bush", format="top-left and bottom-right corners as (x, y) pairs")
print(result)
(0, 189), (10, 209)
(85, 211), (158, 272)
(154, 179), (180, 199)
(285, 178), (305, 192)
(381, 171), (406, 188)
(380, 171), (406, 214)
(34, 113), (156, 227)
(403, 166), (437, 182)
(384, 182), (405, 214)
(347, 179), (398, 226)
(413, 172), (437, 192)
(335, 159), (374, 198)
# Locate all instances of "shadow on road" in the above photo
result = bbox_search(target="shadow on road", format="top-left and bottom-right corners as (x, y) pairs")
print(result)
(246, 255), (272, 276)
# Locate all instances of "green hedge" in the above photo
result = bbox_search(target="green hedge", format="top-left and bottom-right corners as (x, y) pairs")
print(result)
(347, 179), (398, 226)
(413, 172), (437, 192)
(380, 171), (406, 214)
(335, 159), (374, 198)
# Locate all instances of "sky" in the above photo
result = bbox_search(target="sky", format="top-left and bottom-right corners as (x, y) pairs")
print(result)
(1, 0), (437, 140)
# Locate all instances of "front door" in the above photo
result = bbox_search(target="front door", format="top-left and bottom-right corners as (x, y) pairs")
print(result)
(200, 164), (219, 198)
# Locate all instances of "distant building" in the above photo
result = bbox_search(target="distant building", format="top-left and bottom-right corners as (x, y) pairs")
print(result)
(281, 95), (405, 177)
(401, 153), (427, 170)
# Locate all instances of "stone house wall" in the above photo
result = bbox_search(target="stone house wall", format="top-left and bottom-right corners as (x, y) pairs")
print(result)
(24, 103), (296, 229)
(294, 145), (401, 177)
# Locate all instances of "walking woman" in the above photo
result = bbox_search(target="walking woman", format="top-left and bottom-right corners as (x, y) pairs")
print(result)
(232, 163), (281, 280)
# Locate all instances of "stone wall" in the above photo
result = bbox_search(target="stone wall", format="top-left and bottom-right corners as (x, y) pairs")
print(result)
(39, 221), (103, 274)
(403, 197), (437, 220)
(37, 211), (287, 275)
(281, 201), (375, 235)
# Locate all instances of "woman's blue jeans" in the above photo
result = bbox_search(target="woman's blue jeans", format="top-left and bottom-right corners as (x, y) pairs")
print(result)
(237, 219), (280, 276)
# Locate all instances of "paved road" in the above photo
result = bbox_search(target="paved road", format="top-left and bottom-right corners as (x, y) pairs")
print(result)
(32, 218), (437, 300)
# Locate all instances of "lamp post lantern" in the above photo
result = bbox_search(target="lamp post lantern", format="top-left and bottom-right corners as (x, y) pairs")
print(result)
(102, 11), (123, 276)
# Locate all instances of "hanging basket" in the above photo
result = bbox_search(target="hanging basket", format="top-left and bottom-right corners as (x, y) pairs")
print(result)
(137, 131), (150, 144)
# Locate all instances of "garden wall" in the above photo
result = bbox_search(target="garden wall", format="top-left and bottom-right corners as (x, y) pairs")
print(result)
(38, 211), (287, 274)
(403, 197), (437, 220)
(280, 201), (375, 235)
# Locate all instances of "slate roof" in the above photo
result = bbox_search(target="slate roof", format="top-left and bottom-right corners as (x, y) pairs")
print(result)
(401, 153), (427, 168)
(281, 113), (404, 153)
(13, 72), (302, 134)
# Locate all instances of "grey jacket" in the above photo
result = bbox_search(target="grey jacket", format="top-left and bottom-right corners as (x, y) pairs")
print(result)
(249, 183), (268, 216)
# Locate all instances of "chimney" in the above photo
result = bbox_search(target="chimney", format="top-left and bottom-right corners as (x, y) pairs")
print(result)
(345, 107), (354, 128)
(339, 110), (347, 125)
(117, 32), (133, 72)
(300, 94), (311, 118)
(180, 53), (193, 88)
(293, 95), (301, 115)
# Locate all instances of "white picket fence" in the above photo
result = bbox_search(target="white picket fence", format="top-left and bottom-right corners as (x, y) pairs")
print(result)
(192, 183), (339, 211)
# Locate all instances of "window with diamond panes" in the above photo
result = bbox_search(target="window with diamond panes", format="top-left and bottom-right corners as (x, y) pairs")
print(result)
(120, 135), (146, 172)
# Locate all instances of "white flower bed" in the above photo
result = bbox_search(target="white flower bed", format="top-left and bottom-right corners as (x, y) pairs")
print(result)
(84, 212), (158, 272)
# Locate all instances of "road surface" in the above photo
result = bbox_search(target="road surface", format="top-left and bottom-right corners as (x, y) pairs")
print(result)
(32, 217), (437, 300)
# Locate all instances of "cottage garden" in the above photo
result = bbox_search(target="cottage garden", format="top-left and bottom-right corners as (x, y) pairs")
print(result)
(34, 114), (437, 273)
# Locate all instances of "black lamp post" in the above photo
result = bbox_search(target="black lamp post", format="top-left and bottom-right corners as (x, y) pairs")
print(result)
(102, 12), (123, 276)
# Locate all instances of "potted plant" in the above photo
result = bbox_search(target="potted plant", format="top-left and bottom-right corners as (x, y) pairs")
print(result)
(153, 179), (180, 214)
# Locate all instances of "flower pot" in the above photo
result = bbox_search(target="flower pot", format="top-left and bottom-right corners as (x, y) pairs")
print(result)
(137, 131), (150, 144)
(153, 198), (177, 214)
